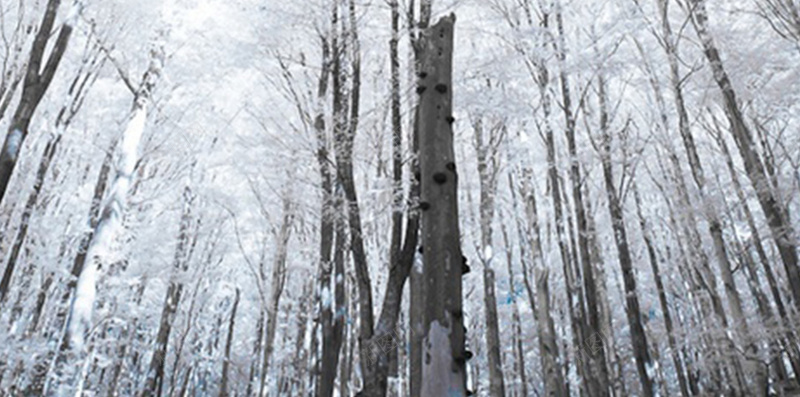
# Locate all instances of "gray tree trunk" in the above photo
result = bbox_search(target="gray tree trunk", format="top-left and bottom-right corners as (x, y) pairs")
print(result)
(519, 171), (568, 397)
(473, 117), (506, 397)
(595, 74), (654, 397)
(416, 14), (467, 397)
(219, 288), (240, 397)
(142, 186), (196, 397)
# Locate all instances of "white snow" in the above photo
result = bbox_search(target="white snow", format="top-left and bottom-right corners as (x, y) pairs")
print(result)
(483, 245), (493, 260)
(119, 105), (147, 176)
(414, 255), (423, 274)
(5, 129), (22, 161)
(69, 254), (98, 348)
(321, 286), (332, 309)
(65, 0), (84, 27)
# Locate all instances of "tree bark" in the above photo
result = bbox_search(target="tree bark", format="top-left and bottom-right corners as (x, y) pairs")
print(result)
(219, 288), (240, 397)
(499, 218), (528, 397)
(595, 74), (654, 397)
(473, 116), (506, 397)
(416, 14), (467, 397)
(259, 194), (295, 393)
(518, 171), (568, 397)
(142, 186), (196, 397)
(409, 3), (433, 396)
(632, 181), (690, 397)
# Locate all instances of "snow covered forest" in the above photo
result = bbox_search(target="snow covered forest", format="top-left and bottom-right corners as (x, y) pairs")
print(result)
(1, 0), (800, 395)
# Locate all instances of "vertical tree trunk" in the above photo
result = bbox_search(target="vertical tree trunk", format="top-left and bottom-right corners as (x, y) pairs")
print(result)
(499, 218), (528, 397)
(473, 117), (506, 397)
(310, 19), (335, 397)
(258, 194), (295, 393)
(551, 5), (611, 395)
(141, 185), (196, 397)
(595, 74), (654, 397)
(658, 2), (763, 391)
(219, 288), (240, 397)
(0, 40), (101, 311)
(416, 14), (467, 397)
(519, 171), (568, 397)
(409, 2), (433, 395)
(0, 135), (60, 304)
(632, 182), (690, 396)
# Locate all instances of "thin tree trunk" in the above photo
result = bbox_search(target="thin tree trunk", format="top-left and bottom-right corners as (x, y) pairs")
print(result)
(219, 288), (240, 397)
(141, 186), (196, 397)
(519, 171), (568, 397)
(633, 181), (690, 397)
(658, 2), (763, 391)
(310, 20), (335, 397)
(258, 193), (295, 394)
(499, 218), (528, 397)
(595, 74), (654, 397)
(0, 134), (60, 303)
(474, 116), (506, 397)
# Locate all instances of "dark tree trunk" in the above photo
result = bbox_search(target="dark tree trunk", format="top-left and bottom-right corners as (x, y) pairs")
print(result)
(416, 14), (467, 396)
(219, 288), (240, 397)
(0, 0), (73, 204)
(633, 182), (690, 397)
(595, 74), (654, 397)
(473, 117), (506, 397)
(142, 186), (196, 397)
(516, 171), (568, 397)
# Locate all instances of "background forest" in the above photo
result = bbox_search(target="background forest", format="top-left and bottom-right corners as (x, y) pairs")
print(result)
(1, 0), (799, 396)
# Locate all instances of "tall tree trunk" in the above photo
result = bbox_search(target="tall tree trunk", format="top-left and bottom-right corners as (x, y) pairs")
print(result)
(0, 0), (75, 204)
(416, 14), (466, 397)
(25, 134), (114, 395)
(0, 38), (101, 311)
(473, 117), (506, 397)
(0, 135), (60, 304)
(409, 2), (433, 395)
(310, 19), (336, 397)
(711, 120), (800, 387)
(219, 288), (240, 397)
(659, 2), (763, 391)
(551, 4), (610, 395)
(141, 185), (196, 397)
(258, 193), (295, 393)
(595, 74), (654, 397)
(518, 171), (568, 397)
(499, 217), (528, 397)
(632, 181), (690, 396)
